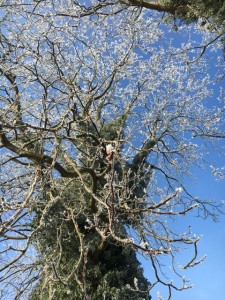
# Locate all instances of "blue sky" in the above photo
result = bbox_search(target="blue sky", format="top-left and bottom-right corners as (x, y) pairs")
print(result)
(177, 166), (225, 300)
(140, 26), (225, 297)
(177, 173), (225, 300)
(134, 20), (225, 299)
(139, 163), (225, 300)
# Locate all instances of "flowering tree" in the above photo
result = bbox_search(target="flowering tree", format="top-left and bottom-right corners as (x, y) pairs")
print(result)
(0, 1), (224, 299)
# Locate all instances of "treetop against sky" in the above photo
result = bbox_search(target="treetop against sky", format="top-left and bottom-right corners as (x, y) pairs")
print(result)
(0, 1), (224, 299)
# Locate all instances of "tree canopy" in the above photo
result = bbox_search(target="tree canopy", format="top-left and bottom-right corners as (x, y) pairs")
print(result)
(0, 1), (224, 299)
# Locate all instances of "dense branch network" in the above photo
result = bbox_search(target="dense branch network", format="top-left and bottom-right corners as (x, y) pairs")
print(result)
(0, 1), (224, 299)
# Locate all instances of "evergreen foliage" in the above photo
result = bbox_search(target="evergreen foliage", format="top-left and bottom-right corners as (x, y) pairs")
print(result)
(29, 116), (151, 299)
(163, 0), (225, 24)
(30, 181), (151, 300)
